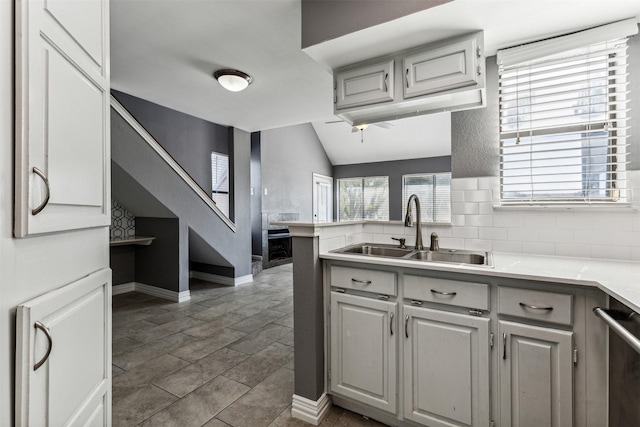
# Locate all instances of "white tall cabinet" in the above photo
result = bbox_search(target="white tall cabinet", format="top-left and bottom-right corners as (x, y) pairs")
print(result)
(14, 0), (110, 237)
(9, 0), (112, 425)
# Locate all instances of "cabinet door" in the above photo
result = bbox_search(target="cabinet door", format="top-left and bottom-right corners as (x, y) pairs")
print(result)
(499, 320), (573, 427)
(16, 269), (112, 426)
(404, 306), (490, 427)
(330, 292), (397, 413)
(15, 0), (110, 237)
(403, 37), (478, 99)
(335, 60), (394, 110)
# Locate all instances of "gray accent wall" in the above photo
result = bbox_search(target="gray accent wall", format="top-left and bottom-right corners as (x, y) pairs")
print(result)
(112, 108), (252, 279)
(261, 123), (332, 222)
(112, 90), (230, 193)
(135, 217), (183, 292)
(333, 156), (451, 221)
(452, 30), (640, 177)
(301, 0), (452, 48)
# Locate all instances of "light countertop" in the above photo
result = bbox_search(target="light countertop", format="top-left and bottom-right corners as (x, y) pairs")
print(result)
(321, 251), (640, 313)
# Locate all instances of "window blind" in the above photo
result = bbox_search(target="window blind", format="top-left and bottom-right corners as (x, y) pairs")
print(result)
(211, 152), (229, 216)
(499, 37), (630, 203)
(402, 173), (451, 223)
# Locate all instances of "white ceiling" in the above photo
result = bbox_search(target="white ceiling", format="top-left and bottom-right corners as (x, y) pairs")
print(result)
(312, 114), (451, 166)
(111, 0), (640, 164)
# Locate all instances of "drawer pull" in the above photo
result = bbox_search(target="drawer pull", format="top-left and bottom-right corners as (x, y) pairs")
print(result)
(351, 278), (372, 286)
(519, 302), (554, 311)
(431, 289), (457, 297)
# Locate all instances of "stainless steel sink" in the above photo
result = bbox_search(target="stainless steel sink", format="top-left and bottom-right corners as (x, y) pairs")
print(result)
(332, 244), (493, 267)
(338, 244), (414, 258)
(407, 249), (491, 266)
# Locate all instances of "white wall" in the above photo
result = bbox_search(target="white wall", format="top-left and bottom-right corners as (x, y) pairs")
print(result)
(0, 2), (109, 424)
(261, 123), (332, 222)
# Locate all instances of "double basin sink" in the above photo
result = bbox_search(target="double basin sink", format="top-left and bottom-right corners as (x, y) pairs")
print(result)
(332, 243), (493, 268)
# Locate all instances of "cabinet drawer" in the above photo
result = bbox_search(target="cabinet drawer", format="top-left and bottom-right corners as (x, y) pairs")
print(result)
(330, 266), (397, 296)
(335, 60), (394, 110)
(498, 287), (573, 326)
(404, 275), (489, 311)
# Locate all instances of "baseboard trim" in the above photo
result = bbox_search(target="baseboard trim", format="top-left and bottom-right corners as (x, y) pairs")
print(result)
(112, 282), (190, 302)
(190, 271), (253, 286)
(291, 393), (331, 426)
(112, 282), (136, 296)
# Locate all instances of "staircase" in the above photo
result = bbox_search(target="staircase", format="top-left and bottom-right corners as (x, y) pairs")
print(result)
(110, 96), (252, 294)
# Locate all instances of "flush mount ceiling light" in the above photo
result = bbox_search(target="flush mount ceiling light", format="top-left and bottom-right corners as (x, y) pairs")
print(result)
(213, 69), (253, 92)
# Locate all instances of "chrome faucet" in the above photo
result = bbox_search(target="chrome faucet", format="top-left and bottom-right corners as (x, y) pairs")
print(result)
(404, 194), (424, 250)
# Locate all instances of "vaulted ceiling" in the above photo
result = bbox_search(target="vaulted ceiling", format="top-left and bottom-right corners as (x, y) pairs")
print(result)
(111, 0), (640, 164)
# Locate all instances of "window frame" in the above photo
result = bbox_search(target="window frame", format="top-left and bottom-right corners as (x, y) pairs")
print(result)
(498, 35), (630, 205)
(211, 151), (230, 217)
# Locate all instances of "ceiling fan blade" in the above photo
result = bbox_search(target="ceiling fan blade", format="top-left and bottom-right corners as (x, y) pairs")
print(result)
(351, 127), (358, 133)
(325, 120), (344, 124)
(374, 121), (394, 129)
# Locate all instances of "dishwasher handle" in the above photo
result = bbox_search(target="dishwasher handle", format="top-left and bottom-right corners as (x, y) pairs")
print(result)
(593, 307), (640, 355)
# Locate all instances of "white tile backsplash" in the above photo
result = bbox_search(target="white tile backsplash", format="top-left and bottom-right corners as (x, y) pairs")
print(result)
(318, 173), (640, 261)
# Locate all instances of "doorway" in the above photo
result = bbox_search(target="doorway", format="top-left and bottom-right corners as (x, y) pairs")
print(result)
(312, 173), (333, 223)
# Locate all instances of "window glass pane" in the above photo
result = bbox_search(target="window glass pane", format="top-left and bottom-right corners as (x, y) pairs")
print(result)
(363, 177), (389, 221)
(338, 177), (388, 222)
(338, 178), (364, 221)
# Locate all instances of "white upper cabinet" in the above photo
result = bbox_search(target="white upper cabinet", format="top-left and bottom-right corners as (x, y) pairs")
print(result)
(403, 36), (480, 99)
(15, 0), (110, 237)
(332, 32), (485, 126)
(335, 60), (394, 110)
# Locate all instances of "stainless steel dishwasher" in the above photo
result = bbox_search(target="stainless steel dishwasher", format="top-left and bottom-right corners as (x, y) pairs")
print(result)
(594, 299), (640, 426)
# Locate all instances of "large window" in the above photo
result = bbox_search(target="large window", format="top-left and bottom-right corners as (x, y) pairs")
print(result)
(338, 176), (389, 221)
(211, 152), (229, 217)
(402, 173), (451, 223)
(498, 27), (631, 204)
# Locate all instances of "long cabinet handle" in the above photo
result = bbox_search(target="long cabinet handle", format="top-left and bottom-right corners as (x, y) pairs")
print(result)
(405, 68), (409, 88)
(31, 167), (50, 215)
(519, 302), (553, 311)
(502, 333), (507, 360)
(431, 289), (457, 296)
(351, 278), (371, 286)
(405, 314), (410, 338)
(390, 312), (394, 336)
(34, 321), (53, 371)
(383, 73), (388, 92)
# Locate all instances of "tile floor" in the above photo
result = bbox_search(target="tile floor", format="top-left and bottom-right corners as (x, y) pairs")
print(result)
(112, 263), (387, 427)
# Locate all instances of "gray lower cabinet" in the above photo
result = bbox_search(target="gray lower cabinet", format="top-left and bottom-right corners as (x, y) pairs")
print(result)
(326, 262), (605, 427)
(404, 306), (490, 427)
(330, 291), (397, 414)
(498, 320), (574, 427)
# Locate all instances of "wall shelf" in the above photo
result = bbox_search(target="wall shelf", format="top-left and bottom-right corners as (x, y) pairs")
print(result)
(109, 236), (155, 247)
